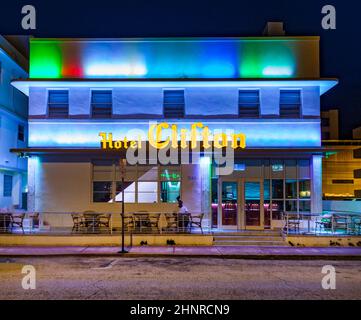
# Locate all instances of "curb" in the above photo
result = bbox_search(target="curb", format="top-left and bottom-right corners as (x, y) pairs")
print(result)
(1, 253), (361, 260)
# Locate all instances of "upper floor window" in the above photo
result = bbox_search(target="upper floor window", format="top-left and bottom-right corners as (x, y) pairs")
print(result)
(280, 90), (301, 118)
(18, 124), (25, 142)
(48, 90), (69, 118)
(238, 90), (260, 118)
(3, 175), (12, 197)
(91, 90), (112, 118)
(163, 89), (185, 118)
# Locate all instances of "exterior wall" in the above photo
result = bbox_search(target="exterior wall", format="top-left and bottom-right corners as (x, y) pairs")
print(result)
(0, 39), (28, 209)
(28, 86), (321, 119)
(311, 155), (322, 214)
(29, 160), (203, 228)
(29, 37), (320, 79)
(321, 109), (339, 140)
(322, 147), (361, 198)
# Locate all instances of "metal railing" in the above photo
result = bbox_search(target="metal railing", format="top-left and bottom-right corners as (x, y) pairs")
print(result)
(282, 211), (361, 236)
(0, 211), (209, 235)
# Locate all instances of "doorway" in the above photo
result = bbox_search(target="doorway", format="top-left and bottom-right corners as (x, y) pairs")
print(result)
(219, 179), (266, 230)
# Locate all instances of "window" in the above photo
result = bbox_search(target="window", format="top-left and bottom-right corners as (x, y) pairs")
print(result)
(92, 164), (181, 203)
(280, 90), (301, 118)
(3, 175), (12, 197)
(91, 90), (112, 118)
(0, 61), (2, 84)
(93, 181), (112, 202)
(332, 179), (354, 184)
(285, 180), (297, 199)
(238, 90), (260, 118)
(272, 180), (284, 199)
(48, 90), (69, 118)
(160, 167), (181, 203)
(163, 90), (185, 118)
(17, 125), (25, 142)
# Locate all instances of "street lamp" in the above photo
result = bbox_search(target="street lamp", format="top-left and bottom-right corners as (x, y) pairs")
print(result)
(118, 158), (128, 254)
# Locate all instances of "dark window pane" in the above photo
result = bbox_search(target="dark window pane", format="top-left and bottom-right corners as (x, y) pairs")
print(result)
(238, 90), (260, 118)
(280, 90), (301, 118)
(48, 90), (69, 118)
(163, 90), (185, 118)
(285, 179), (297, 199)
(3, 175), (12, 197)
(91, 90), (112, 118)
(272, 179), (284, 199)
(160, 181), (180, 203)
(18, 125), (25, 141)
(299, 180), (311, 199)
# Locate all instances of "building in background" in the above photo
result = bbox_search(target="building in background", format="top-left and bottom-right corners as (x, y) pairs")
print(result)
(321, 109), (339, 140)
(11, 31), (337, 231)
(0, 36), (28, 209)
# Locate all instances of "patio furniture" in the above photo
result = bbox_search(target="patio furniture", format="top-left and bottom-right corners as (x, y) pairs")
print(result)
(190, 213), (204, 234)
(133, 212), (151, 233)
(83, 212), (102, 233)
(71, 213), (85, 233)
(163, 213), (178, 232)
(332, 214), (352, 234)
(11, 213), (25, 234)
(148, 213), (161, 233)
(283, 213), (300, 233)
(122, 213), (135, 232)
(28, 212), (40, 230)
(354, 217), (361, 235)
(98, 213), (112, 233)
(0, 214), (12, 233)
(177, 213), (190, 233)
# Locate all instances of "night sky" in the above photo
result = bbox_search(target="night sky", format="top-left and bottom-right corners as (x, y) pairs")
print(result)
(1, 0), (360, 138)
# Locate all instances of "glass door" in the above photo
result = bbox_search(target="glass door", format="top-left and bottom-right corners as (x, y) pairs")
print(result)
(221, 181), (238, 228)
(244, 181), (263, 228)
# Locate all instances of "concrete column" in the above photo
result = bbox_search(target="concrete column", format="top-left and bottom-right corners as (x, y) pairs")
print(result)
(311, 155), (323, 214)
(69, 88), (91, 116)
(27, 157), (37, 212)
(200, 157), (211, 229)
(29, 87), (48, 116)
(260, 87), (280, 116)
(11, 173), (21, 207)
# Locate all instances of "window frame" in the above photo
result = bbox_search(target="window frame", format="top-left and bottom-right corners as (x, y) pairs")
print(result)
(91, 89), (113, 118)
(238, 89), (261, 118)
(163, 89), (185, 119)
(279, 89), (302, 119)
(47, 89), (69, 118)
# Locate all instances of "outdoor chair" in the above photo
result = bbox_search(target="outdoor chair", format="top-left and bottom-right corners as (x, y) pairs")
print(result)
(190, 213), (204, 234)
(98, 213), (112, 233)
(133, 212), (151, 233)
(11, 213), (25, 234)
(28, 212), (40, 229)
(354, 218), (361, 235)
(148, 213), (161, 233)
(332, 215), (352, 234)
(122, 214), (135, 232)
(163, 213), (178, 232)
(0, 214), (12, 233)
(283, 213), (300, 233)
(71, 213), (85, 233)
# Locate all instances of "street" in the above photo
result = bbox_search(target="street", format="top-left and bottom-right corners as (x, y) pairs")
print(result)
(0, 257), (360, 300)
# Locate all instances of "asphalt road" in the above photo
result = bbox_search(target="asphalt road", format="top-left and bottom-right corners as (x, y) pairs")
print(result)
(0, 257), (360, 300)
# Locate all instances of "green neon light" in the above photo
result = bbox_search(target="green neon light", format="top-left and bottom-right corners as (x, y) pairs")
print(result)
(29, 42), (62, 78)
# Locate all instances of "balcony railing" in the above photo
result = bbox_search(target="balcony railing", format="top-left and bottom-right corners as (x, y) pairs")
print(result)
(0, 211), (209, 235)
(282, 211), (361, 236)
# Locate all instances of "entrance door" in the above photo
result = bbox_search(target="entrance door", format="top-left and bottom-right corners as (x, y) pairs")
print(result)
(244, 181), (263, 229)
(220, 181), (238, 228)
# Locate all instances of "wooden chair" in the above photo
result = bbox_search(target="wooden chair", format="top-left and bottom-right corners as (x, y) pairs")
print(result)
(163, 213), (178, 232)
(190, 213), (204, 234)
(11, 213), (25, 234)
(148, 213), (161, 233)
(98, 213), (112, 233)
(71, 213), (85, 233)
(122, 214), (135, 232)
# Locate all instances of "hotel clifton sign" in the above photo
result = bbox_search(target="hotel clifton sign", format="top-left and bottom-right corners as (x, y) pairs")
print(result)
(99, 122), (247, 150)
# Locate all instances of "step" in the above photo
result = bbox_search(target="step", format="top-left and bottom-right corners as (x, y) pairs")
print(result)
(214, 236), (284, 242)
(213, 231), (282, 237)
(213, 240), (287, 246)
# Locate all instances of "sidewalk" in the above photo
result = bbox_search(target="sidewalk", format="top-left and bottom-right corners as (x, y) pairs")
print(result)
(0, 245), (361, 260)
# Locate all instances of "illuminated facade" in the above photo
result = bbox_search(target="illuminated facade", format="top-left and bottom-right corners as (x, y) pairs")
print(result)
(11, 36), (337, 230)
(0, 36), (28, 210)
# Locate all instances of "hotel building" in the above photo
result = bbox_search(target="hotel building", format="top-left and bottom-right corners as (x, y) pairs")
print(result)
(0, 36), (28, 210)
(11, 35), (338, 231)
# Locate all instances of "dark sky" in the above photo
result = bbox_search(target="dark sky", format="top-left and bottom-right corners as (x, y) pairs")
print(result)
(1, 0), (360, 138)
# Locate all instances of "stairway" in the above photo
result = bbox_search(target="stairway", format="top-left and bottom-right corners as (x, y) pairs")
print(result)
(213, 230), (287, 246)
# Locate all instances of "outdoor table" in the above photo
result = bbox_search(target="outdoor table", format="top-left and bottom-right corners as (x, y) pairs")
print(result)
(83, 213), (103, 233)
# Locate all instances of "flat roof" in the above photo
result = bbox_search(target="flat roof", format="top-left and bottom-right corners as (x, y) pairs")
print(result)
(12, 78), (338, 96)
